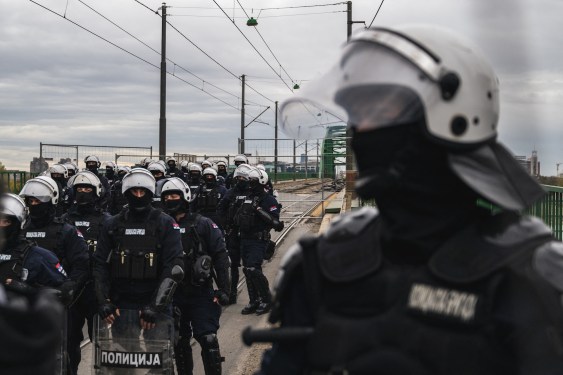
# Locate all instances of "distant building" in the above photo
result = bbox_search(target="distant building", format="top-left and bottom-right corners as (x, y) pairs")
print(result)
(30, 157), (49, 174)
(514, 150), (540, 177)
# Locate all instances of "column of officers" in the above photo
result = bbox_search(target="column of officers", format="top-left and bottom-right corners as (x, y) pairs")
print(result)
(0, 154), (282, 375)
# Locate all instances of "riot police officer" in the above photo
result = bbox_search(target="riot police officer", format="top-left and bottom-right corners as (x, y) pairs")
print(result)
(216, 161), (228, 180)
(108, 166), (131, 215)
(218, 164), (253, 305)
(0, 192), (66, 374)
(104, 161), (118, 186)
(167, 157), (183, 178)
(148, 161), (168, 209)
(19, 176), (90, 374)
(93, 168), (183, 336)
(0, 193), (67, 289)
(235, 168), (283, 315)
(187, 164), (204, 199)
(225, 154), (248, 189)
(46, 164), (70, 215)
(84, 155), (110, 209)
(193, 167), (228, 230)
(161, 178), (230, 375)
(253, 25), (563, 374)
(62, 171), (110, 374)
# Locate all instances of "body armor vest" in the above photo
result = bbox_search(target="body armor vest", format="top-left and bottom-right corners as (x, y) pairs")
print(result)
(0, 241), (32, 283)
(178, 214), (212, 287)
(109, 209), (161, 281)
(22, 220), (64, 260)
(65, 210), (105, 254)
(197, 186), (221, 214)
(299, 208), (555, 375)
(234, 196), (260, 233)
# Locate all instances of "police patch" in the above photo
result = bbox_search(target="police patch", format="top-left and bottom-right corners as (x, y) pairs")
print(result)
(125, 229), (145, 235)
(75, 221), (90, 226)
(0, 254), (11, 261)
(269, 205), (277, 212)
(76, 230), (84, 238)
(173, 223), (180, 230)
(26, 232), (46, 238)
(212, 223), (219, 229)
(407, 283), (478, 322)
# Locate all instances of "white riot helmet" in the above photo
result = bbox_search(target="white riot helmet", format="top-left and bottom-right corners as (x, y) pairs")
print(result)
(0, 193), (29, 229)
(167, 157), (177, 168)
(180, 160), (189, 171)
(117, 166), (131, 175)
(84, 155), (101, 168)
(20, 176), (59, 205)
(121, 168), (156, 195)
(161, 177), (191, 203)
(105, 161), (117, 170)
(233, 163), (252, 180)
(248, 167), (268, 185)
(281, 25), (499, 146)
(201, 159), (213, 170)
(233, 154), (248, 166)
(148, 161), (167, 176)
(72, 171), (103, 197)
(48, 164), (69, 179)
(256, 164), (266, 171)
(64, 162), (78, 176)
(203, 167), (217, 185)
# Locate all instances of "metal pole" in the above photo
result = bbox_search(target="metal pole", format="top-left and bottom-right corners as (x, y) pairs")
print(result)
(240, 74), (246, 154)
(347, 1), (352, 40)
(293, 139), (296, 181)
(345, 1), (356, 200)
(39, 142), (43, 172)
(305, 141), (308, 180)
(159, 3), (167, 161)
(274, 101), (278, 183)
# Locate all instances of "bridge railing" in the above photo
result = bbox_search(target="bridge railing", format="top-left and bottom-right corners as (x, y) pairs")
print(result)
(0, 171), (39, 193)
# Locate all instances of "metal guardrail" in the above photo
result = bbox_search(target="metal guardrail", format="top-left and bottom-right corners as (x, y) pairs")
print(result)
(527, 185), (563, 241)
(0, 171), (38, 193)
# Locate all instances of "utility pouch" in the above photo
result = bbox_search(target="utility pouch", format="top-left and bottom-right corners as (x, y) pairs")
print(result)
(192, 255), (212, 286)
(130, 251), (158, 280)
(111, 249), (131, 279)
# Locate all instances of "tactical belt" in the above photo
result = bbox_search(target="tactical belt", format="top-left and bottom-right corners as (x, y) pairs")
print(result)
(240, 230), (270, 241)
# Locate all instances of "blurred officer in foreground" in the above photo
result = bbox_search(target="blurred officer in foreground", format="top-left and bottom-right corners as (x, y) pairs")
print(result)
(161, 178), (230, 375)
(252, 25), (563, 374)
(93, 168), (183, 334)
(0, 192), (65, 374)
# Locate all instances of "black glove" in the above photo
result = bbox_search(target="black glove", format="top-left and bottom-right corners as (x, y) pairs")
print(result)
(98, 301), (118, 320)
(60, 280), (77, 306)
(214, 290), (230, 306)
(140, 305), (158, 324)
(274, 220), (284, 232)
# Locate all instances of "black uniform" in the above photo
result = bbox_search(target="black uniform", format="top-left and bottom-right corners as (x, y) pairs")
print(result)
(193, 183), (228, 230)
(218, 185), (249, 303)
(108, 179), (127, 215)
(236, 187), (281, 315)
(62, 204), (110, 374)
(174, 212), (230, 375)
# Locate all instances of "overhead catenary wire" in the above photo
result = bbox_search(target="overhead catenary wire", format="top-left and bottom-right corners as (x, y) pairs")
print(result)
(171, 11), (346, 19)
(211, 0), (294, 93)
(235, 0), (297, 88)
(28, 0), (268, 120)
(368, 0), (385, 28)
(78, 0), (270, 108)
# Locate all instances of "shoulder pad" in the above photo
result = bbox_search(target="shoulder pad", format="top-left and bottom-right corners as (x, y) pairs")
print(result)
(430, 213), (554, 283)
(533, 241), (563, 292)
(324, 207), (379, 241)
(269, 242), (305, 324)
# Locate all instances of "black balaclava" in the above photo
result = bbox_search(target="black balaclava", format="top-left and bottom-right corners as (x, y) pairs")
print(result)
(105, 168), (115, 179)
(162, 195), (187, 216)
(74, 185), (97, 212)
(167, 161), (177, 172)
(125, 189), (153, 216)
(204, 175), (216, 189)
(235, 178), (248, 191)
(249, 179), (263, 194)
(50, 175), (66, 188)
(351, 122), (486, 257)
(28, 202), (54, 228)
(86, 163), (98, 175)
(189, 173), (201, 185)
(0, 217), (21, 251)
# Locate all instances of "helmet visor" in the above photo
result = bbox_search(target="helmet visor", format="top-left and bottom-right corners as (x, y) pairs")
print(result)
(19, 181), (54, 203)
(280, 41), (434, 139)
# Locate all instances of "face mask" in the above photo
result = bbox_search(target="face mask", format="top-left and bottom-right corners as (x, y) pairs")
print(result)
(28, 202), (52, 221)
(236, 180), (248, 191)
(87, 166), (98, 174)
(0, 221), (20, 249)
(76, 191), (95, 205)
(125, 191), (153, 213)
(164, 199), (186, 215)
(106, 169), (115, 178)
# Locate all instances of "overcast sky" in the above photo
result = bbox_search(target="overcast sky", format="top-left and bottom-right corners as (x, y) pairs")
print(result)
(1, 0), (562, 174)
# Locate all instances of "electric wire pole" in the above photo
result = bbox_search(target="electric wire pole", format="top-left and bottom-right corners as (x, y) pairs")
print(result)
(240, 74), (246, 154)
(159, 3), (167, 160)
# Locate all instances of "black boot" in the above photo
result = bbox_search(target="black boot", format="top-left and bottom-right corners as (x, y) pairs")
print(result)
(241, 268), (260, 315)
(197, 334), (224, 375)
(175, 337), (194, 375)
(228, 266), (239, 305)
(254, 271), (272, 316)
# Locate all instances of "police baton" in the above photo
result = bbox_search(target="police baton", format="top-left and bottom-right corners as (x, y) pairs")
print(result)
(242, 326), (314, 346)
